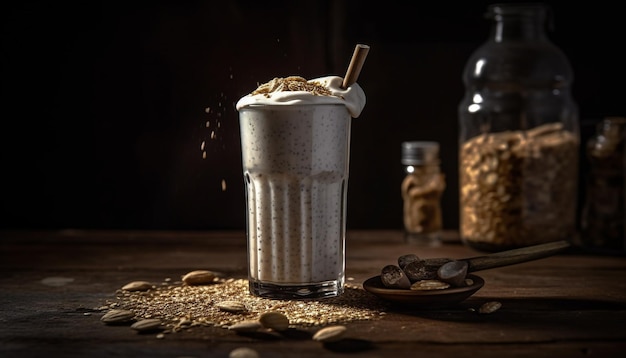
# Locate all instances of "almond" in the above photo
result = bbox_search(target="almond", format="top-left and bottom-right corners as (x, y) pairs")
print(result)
(312, 325), (347, 342)
(228, 320), (262, 333)
(182, 270), (217, 285)
(101, 309), (135, 324)
(229, 347), (260, 358)
(410, 279), (450, 290)
(130, 318), (163, 332)
(217, 300), (247, 313)
(121, 281), (152, 292)
(479, 301), (502, 314)
(258, 311), (289, 331)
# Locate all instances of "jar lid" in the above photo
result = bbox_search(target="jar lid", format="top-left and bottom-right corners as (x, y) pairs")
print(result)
(401, 141), (439, 165)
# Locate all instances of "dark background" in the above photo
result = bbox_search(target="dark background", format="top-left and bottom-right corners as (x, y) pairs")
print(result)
(1, 0), (624, 231)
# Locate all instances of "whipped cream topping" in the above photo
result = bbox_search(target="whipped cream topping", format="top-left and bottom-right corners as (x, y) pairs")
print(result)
(235, 75), (366, 118)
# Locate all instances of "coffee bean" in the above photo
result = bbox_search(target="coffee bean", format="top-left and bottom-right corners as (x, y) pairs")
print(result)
(397, 254), (420, 270)
(380, 265), (411, 289)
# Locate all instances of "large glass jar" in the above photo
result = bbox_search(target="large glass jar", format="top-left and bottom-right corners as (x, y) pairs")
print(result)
(458, 3), (579, 251)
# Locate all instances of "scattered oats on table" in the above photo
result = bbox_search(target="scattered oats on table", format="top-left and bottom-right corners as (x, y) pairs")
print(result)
(104, 277), (387, 333)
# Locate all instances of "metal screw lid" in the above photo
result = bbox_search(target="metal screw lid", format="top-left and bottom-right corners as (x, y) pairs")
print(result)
(401, 141), (440, 165)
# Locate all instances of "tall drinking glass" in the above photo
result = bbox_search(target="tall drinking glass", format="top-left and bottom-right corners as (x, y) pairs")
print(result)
(238, 103), (351, 299)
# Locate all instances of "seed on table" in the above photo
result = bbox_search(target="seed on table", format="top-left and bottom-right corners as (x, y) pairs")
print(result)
(312, 325), (347, 342)
(181, 270), (217, 285)
(479, 301), (502, 314)
(121, 281), (153, 292)
(259, 311), (289, 331)
(380, 264), (411, 289)
(217, 300), (247, 313)
(398, 254), (420, 269)
(229, 320), (262, 333)
(229, 347), (260, 358)
(410, 279), (450, 290)
(130, 318), (163, 332)
(101, 309), (135, 324)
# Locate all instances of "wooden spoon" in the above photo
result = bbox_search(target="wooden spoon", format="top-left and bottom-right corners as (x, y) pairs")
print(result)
(463, 240), (571, 272)
(404, 240), (571, 282)
(364, 240), (572, 307)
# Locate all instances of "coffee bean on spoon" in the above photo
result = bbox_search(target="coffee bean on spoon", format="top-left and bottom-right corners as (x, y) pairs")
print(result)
(397, 254), (420, 270)
(380, 264), (411, 289)
(403, 258), (452, 282)
(437, 260), (468, 287)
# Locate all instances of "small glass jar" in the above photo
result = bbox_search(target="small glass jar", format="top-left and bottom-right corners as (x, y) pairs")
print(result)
(401, 141), (446, 246)
(581, 117), (626, 254)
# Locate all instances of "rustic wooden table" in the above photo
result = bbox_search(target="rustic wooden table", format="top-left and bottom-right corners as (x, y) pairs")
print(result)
(1, 230), (625, 357)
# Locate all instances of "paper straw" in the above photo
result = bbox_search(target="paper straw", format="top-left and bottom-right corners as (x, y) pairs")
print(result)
(341, 44), (370, 89)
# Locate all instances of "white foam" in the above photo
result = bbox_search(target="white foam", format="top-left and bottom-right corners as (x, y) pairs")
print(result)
(235, 76), (366, 118)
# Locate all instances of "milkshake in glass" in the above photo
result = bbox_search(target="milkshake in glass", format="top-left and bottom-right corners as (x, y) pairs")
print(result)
(236, 76), (366, 299)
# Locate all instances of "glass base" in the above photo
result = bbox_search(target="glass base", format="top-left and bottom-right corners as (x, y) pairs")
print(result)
(249, 279), (344, 300)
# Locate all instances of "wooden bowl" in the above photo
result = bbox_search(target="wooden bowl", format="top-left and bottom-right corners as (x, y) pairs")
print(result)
(362, 274), (484, 308)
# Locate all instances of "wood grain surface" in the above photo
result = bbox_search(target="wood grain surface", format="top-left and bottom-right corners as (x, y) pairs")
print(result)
(1, 230), (625, 357)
